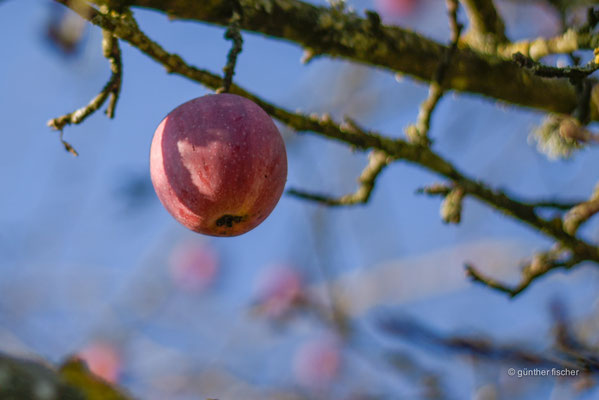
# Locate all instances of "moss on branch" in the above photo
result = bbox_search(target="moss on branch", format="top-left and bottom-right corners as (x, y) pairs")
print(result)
(461, 0), (507, 42)
(83, 0), (593, 119)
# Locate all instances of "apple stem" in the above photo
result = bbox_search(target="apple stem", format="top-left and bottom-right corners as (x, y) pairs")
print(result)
(218, 11), (243, 94)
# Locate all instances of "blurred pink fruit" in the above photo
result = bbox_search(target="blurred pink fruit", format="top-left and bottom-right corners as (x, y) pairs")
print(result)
(169, 241), (219, 292)
(375, 0), (418, 18)
(254, 265), (304, 318)
(77, 342), (121, 383)
(293, 336), (341, 389)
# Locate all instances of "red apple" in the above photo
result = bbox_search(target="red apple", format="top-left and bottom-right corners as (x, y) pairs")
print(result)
(77, 342), (121, 383)
(150, 94), (287, 236)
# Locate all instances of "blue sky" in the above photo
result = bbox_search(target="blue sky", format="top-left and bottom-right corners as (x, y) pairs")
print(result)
(1, 1), (599, 399)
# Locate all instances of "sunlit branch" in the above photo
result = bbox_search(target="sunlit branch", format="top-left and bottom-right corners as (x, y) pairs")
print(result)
(47, 28), (122, 155)
(80, 0), (592, 120)
(216, 11), (243, 94)
(461, 0), (507, 43)
(287, 149), (391, 206)
(512, 52), (599, 81)
(405, 0), (463, 145)
(465, 250), (582, 297)
(498, 8), (599, 61)
(54, 1), (599, 285)
(563, 183), (599, 235)
(417, 183), (583, 211)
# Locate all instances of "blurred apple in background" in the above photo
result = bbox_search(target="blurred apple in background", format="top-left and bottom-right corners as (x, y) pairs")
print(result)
(77, 341), (122, 383)
(293, 335), (342, 390)
(169, 241), (219, 292)
(253, 265), (305, 319)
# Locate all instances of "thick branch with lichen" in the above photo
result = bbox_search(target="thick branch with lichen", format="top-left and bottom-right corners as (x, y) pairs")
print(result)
(461, 0), (507, 43)
(497, 7), (599, 61)
(80, 0), (596, 119)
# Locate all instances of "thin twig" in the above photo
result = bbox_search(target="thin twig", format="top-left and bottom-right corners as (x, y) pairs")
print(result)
(563, 183), (599, 235)
(465, 250), (581, 298)
(406, 0), (466, 218)
(47, 28), (122, 155)
(532, 200), (584, 210)
(440, 185), (465, 224)
(216, 11), (243, 94)
(512, 52), (599, 81)
(417, 184), (582, 211)
(59, 131), (79, 157)
(406, 0), (463, 145)
(287, 149), (391, 206)
(102, 30), (122, 118)
(465, 183), (599, 296)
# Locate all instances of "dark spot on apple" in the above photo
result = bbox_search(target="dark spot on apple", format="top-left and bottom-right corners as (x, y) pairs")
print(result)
(216, 214), (244, 227)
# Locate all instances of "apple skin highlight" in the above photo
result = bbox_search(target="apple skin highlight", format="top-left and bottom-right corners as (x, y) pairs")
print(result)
(150, 94), (287, 237)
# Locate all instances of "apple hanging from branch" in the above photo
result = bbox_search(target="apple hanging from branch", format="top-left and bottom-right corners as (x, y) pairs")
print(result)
(150, 94), (288, 236)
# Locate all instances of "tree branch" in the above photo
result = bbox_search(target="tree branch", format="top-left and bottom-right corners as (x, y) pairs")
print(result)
(465, 249), (582, 297)
(102, 30), (123, 118)
(216, 10), (243, 94)
(513, 52), (599, 81)
(461, 0), (507, 43)
(465, 183), (599, 297)
(497, 7), (599, 61)
(499, 29), (581, 60)
(81, 0), (596, 120)
(47, 28), (122, 155)
(563, 183), (599, 235)
(381, 316), (599, 372)
(54, 0), (599, 278)
(440, 185), (465, 224)
(417, 183), (582, 210)
(406, 0), (463, 145)
(287, 149), (391, 206)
